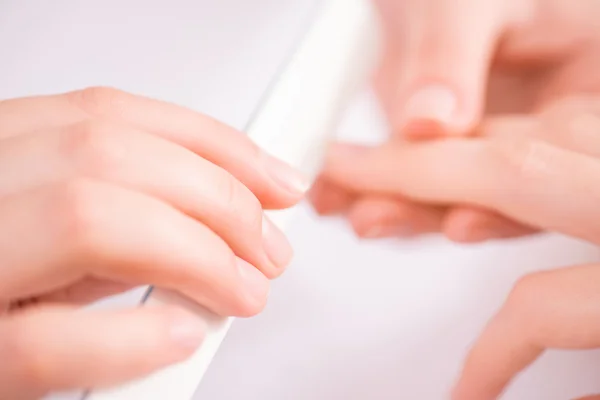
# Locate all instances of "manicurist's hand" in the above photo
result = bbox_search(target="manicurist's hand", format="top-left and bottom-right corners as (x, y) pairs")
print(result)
(0, 87), (307, 399)
(320, 95), (600, 399)
(312, 0), (600, 242)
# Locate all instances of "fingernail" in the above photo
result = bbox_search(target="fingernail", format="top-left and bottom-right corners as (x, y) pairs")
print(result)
(263, 152), (310, 195)
(262, 216), (294, 268)
(169, 310), (206, 350)
(404, 85), (457, 128)
(236, 258), (271, 304)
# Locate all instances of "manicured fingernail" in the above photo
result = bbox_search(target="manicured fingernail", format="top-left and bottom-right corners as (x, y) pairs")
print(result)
(262, 216), (294, 268)
(263, 152), (310, 195)
(236, 258), (271, 304)
(404, 85), (457, 127)
(169, 310), (206, 350)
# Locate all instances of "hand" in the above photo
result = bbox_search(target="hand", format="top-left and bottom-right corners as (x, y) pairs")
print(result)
(319, 95), (600, 398)
(311, 0), (600, 242)
(0, 87), (307, 399)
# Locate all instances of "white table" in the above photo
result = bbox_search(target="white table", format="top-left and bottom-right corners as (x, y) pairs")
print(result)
(2, 1), (600, 399)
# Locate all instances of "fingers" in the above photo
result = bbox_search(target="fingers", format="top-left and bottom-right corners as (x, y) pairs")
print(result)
(0, 305), (205, 399)
(0, 180), (270, 317)
(322, 136), (600, 243)
(347, 196), (444, 239)
(453, 264), (600, 400)
(0, 121), (292, 277)
(443, 207), (537, 243)
(373, 0), (517, 137)
(0, 88), (308, 209)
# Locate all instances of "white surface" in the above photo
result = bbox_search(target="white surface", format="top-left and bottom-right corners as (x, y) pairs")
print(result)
(0, 0), (319, 130)
(195, 90), (600, 400)
(2, 1), (600, 399)
(85, 0), (377, 398)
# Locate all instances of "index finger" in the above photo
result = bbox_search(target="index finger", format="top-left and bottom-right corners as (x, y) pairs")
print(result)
(0, 87), (308, 209)
(453, 264), (600, 400)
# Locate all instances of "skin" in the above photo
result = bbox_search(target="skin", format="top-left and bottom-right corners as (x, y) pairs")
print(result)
(3, 1), (599, 398)
(311, 0), (600, 398)
(321, 95), (600, 399)
(312, 0), (600, 242)
(0, 87), (307, 399)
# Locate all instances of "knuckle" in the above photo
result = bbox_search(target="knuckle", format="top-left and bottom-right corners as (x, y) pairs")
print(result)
(67, 86), (129, 118)
(61, 121), (127, 176)
(489, 136), (556, 190)
(217, 172), (263, 231)
(50, 179), (105, 255)
(3, 319), (52, 389)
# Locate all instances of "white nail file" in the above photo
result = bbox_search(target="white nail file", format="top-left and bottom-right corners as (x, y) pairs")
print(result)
(83, 1), (378, 399)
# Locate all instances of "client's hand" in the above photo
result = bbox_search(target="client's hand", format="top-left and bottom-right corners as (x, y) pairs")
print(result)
(320, 95), (600, 399)
(312, 0), (600, 242)
(0, 87), (307, 399)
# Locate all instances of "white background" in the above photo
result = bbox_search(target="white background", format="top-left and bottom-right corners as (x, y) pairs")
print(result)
(2, 1), (600, 399)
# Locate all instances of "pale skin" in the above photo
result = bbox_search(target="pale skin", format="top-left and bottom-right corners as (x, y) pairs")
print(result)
(0, 88), (308, 399)
(309, 0), (600, 399)
(3, 1), (600, 399)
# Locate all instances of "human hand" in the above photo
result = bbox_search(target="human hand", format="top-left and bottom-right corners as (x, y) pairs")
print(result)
(311, 0), (600, 242)
(318, 95), (600, 398)
(0, 87), (307, 399)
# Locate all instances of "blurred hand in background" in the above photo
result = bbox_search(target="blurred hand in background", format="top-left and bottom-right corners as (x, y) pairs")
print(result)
(311, 0), (600, 244)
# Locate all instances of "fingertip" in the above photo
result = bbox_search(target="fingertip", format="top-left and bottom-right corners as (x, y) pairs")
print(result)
(443, 208), (494, 244)
(307, 177), (354, 216)
(163, 307), (207, 356)
(261, 151), (310, 203)
(261, 217), (294, 275)
(253, 151), (309, 210)
(400, 118), (447, 140)
(400, 85), (458, 130)
(444, 207), (538, 244)
(348, 197), (413, 239)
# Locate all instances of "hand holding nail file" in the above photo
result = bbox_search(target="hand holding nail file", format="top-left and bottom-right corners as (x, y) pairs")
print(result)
(83, 1), (378, 399)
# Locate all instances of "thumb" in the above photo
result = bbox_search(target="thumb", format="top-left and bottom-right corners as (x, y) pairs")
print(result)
(378, 0), (523, 137)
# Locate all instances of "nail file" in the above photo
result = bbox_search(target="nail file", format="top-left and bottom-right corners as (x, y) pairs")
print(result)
(83, 1), (378, 399)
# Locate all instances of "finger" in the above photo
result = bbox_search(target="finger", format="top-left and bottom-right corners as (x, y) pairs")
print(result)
(307, 176), (354, 216)
(322, 139), (600, 243)
(0, 88), (309, 208)
(0, 121), (292, 278)
(373, 0), (519, 137)
(0, 179), (270, 317)
(442, 106), (600, 243)
(0, 305), (205, 399)
(347, 196), (444, 238)
(443, 206), (538, 243)
(453, 264), (600, 400)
